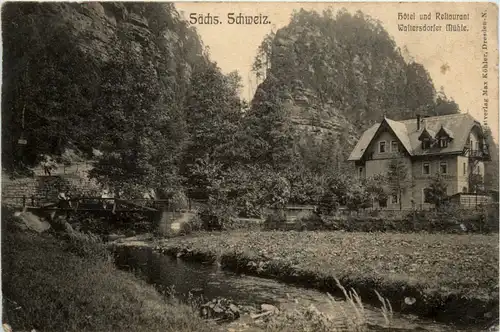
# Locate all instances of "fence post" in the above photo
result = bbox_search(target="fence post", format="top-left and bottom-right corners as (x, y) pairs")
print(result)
(22, 195), (26, 208)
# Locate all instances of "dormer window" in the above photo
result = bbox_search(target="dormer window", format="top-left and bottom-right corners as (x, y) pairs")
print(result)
(422, 139), (431, 149)
(436, 126), (453, 149)
(418, 127), (435, 150)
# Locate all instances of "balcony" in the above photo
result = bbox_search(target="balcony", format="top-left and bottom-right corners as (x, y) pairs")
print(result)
(464, 146), (491, 161)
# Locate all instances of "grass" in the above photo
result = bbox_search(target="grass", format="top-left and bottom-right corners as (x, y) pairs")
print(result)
(4, 218), (496, 331)
(156, 230), (499, 324)
(1, 227), (391, 332)
(266, 287), (371, 332)
(2, 228), (217, 332)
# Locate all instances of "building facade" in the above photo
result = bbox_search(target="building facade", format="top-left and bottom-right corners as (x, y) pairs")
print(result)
(348, 114), (491, 209)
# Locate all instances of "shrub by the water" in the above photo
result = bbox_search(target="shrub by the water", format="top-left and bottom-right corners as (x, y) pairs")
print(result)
(264, 204), (499, 234)
(407, 204), (499, 233)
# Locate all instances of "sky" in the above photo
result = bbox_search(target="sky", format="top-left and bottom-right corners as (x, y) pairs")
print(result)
(175, 2), (498, 141)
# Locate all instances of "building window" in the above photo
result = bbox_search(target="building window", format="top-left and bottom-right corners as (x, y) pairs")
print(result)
(440, 161), (448, 174)
(439, 139), (448, 148)
(423, 188), (432, 204)
(391, 141), (399, 153)
(391, 193), (398, 204)
(379, 141), (386, 153)
(358, 167), (363, 178)
(422, 140), (431, 149)
(422, 162), (430, 175)
(463, 162), (467, 175)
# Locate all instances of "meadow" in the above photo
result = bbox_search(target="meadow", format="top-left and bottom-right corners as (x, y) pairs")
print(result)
(156, 230), (499, 324)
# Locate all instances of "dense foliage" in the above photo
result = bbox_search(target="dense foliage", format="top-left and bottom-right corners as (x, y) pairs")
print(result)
(3, 4), (496, 219)
(251, 9), (463, 175)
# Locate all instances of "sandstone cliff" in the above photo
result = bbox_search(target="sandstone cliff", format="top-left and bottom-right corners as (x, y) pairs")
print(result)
(2, 2), (207, 167)
(251, 9), (459, 157)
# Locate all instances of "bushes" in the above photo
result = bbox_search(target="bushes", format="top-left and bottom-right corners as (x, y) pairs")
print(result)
(61, 230), (111, 261)
(262, 210), (288, 230)
(313, 205), (499, 233)
(199, 204), (234, 231)
(407, 204), (499, 233)
(261, 204), (499, 234)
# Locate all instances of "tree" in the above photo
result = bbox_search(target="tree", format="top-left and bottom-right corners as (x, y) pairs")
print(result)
(426, 173), (448, 209)
(469, 173), (485, 194)
(88, 42), (186, 198)
(286, 163), (324, 205)
(2, 3), (100, 169)
(252, 31), (275, 83)
(387, 158), (410, 210)
(182, 64), (244, 196)
(317, 173), (371, 213)
(483, 127), (499, 191)
(434, 87), (460, 115)
(244, 77), (296, 170)
(404, 62), (436, 114)
(364, 174), (389, 208)
(345, 180), (371, 211)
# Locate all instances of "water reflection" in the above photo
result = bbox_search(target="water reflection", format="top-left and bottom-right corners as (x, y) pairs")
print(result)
(114, 246), (481, 332)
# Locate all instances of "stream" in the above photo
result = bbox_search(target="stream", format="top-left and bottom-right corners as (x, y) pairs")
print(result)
(113, 245), (487, 332)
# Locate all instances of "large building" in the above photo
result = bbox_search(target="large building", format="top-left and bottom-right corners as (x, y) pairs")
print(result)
(348, 113), (491, 209)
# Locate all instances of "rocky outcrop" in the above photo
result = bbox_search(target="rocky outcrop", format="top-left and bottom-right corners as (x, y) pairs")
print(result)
(252, 9), (457, 157)
(2, 2), (206, 167)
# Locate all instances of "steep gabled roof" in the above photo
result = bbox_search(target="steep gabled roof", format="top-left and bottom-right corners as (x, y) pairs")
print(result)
(384, 118), (413, 153)
(436, 125), (454, 139)
(348, 123), (378, 161)
(401, 113), (478, 156)
(417, 127), (436, 141)
(348, 113), (481, 161)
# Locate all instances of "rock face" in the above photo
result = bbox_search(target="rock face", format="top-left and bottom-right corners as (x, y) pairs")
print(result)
(252, 9), (458, 159)
(2, 2), (206, 167)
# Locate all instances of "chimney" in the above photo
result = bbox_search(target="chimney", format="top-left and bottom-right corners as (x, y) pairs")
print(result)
(417, 114), (421, 131)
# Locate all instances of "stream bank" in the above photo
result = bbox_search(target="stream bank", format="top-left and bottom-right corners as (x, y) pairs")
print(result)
(158, 246), (495, 328)
(146, 231), (498, 328)
(1, 228), (217, 332)
(111, 235), (498, 332)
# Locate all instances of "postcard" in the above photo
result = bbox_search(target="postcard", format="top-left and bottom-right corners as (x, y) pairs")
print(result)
(2, 2), (498, 332)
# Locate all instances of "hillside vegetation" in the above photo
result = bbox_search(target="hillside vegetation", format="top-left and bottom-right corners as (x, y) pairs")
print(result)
(251, 9), (464, 164)
(2, 4), (497, 215)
